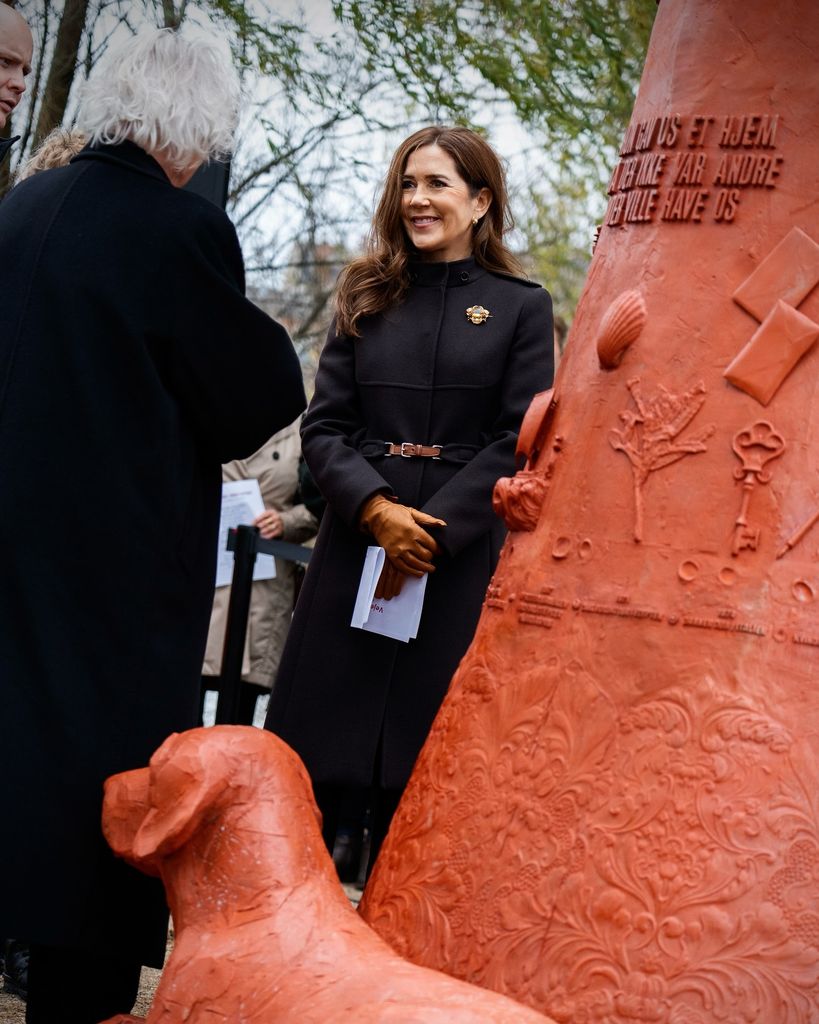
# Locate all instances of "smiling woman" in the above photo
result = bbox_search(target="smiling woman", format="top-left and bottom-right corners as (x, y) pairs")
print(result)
(401, 144), (491, 261)
(266, 124), (555, 879)
(334, 125), (522, 337)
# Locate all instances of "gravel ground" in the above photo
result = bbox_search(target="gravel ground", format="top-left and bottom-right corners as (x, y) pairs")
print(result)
(0, 964), (161, 1022)
(0, 986), (26, 1023)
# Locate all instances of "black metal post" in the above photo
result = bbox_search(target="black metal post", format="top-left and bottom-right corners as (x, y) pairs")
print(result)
(215, 524), (259, 724)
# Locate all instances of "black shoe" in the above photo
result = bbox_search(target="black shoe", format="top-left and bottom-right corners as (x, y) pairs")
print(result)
(332, 831), (363, 884)
(2, 939), (29, 1001)
(355, 827), (372, 890)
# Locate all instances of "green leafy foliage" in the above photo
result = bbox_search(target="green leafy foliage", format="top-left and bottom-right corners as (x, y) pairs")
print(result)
(334, 0), (655, 153)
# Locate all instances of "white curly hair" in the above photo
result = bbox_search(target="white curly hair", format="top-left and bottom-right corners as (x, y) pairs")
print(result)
(77, 28), (239, 171)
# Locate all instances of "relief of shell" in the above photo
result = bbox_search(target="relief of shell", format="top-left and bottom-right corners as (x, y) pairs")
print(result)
(596, 289), (647, 369)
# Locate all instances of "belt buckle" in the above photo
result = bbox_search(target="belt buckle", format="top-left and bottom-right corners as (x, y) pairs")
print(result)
(430, 444), (442, 459)
(400, 442), (416, 458)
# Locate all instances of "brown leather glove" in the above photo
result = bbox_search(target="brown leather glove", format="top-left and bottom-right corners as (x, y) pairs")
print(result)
(374, 557), (406, 600)
(359, 494), (446, 576)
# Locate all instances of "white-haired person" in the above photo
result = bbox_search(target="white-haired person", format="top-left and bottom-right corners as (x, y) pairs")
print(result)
(0, 28), (305, 1024)
(0, 125), (88, 1012)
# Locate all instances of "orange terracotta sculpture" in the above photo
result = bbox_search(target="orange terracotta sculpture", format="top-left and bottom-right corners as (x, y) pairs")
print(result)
(100, 726), (555, 1024)
(360, 1), (819, 1021)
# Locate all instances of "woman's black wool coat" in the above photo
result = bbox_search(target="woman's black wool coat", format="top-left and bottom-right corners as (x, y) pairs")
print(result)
(0, 142), (305, 964)
(267, 257), (553, 792)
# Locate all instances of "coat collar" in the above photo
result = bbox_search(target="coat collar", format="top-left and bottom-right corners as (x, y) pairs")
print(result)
(0, 136), (19, 166)
(408, 257), (487, 288)
(71, 139), (171, 185)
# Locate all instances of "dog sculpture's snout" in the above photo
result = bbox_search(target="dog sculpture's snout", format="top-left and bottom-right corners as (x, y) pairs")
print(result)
(102, 766), (151, 863)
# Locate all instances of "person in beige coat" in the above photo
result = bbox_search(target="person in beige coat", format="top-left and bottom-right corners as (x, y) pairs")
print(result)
(202, 418), (318, 724)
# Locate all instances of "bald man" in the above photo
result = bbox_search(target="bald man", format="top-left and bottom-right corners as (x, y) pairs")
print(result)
(0, 2), (32, 165)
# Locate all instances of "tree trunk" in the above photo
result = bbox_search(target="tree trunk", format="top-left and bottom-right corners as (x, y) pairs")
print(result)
(31, 0), (91, 151)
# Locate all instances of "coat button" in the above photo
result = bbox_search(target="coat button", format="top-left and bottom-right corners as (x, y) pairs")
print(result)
(272, 451), (280, 460)
(460, 271), (470, 282)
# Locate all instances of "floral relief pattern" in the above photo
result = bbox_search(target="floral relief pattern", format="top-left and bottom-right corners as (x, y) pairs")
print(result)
(362, 654), (819, 1023)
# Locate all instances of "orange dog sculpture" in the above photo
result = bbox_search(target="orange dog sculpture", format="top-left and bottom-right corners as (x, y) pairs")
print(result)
(100, 726), (555, 1024)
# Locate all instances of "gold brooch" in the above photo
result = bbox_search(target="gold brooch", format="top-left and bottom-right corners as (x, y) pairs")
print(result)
(466, 305), (492, 325)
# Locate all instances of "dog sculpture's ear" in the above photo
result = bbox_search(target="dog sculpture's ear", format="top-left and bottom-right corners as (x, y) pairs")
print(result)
(131, 738), (227, 862)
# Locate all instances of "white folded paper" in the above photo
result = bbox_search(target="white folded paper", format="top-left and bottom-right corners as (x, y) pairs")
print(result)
(351, 546), (428, 643)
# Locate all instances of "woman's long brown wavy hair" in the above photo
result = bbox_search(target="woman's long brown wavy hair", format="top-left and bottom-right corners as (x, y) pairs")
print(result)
(334, 125), (523, 338)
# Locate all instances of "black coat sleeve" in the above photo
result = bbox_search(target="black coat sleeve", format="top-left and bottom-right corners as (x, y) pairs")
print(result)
(300, 320), (394, 528)
(159, 200), (306, 463)
(420, 286), (554, 556)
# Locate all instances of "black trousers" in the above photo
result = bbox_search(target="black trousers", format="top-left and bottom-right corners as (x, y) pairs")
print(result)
(26, 943), (142, 1024)
(314, 782), (402, 880)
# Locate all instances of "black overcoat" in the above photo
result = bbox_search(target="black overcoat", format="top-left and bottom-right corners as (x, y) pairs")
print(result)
(0, 141), (305, 964)
(267, 257), (553, 791)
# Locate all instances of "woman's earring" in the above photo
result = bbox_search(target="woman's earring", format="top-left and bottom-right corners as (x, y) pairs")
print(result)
(472, 216), (479, 227)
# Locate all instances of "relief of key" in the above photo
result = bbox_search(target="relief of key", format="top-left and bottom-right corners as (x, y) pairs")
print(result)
(731, 421), (786, 557)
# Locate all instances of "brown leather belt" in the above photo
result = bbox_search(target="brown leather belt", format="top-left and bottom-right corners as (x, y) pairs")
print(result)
(384, 442), (442, 459)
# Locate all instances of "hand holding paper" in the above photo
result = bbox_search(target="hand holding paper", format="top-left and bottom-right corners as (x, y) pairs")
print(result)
(352, 547), (428, 642)
(374, 557), (405, 600)
(254, 507), (284, 539)
(215, 479), (276, 588)
(358, 495), (445, 576)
